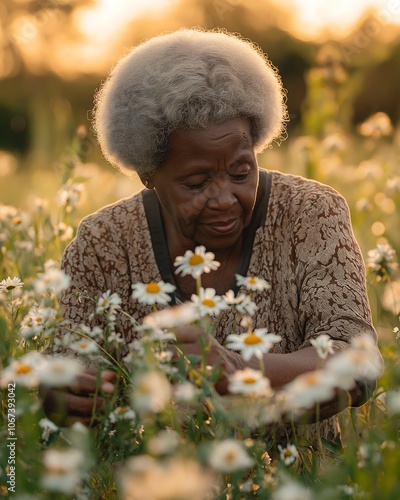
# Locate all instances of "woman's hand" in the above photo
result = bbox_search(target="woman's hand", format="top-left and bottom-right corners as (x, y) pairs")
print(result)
(173, 326), (243, 395)
(288, 383), (366, 425)
(39, 369), (116, 426)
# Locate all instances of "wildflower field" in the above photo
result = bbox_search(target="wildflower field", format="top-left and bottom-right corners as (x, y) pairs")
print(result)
(1, 53), (400, 499)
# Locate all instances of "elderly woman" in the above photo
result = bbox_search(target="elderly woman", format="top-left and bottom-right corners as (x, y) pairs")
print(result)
(43, 29), (379, 443)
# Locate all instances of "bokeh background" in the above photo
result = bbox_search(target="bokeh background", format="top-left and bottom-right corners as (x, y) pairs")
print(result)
(1, 0), (400, 333)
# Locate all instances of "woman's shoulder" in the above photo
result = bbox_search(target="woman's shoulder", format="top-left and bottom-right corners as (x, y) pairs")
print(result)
(268, 170), (347, 211)
(269, 170), (341, 196)
(77, 191), (146, 234)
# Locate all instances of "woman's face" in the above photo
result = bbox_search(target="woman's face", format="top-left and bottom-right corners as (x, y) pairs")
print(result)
(148, 117), (259, 252)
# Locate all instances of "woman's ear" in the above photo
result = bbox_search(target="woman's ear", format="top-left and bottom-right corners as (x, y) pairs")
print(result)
(139, 174), (155, 189)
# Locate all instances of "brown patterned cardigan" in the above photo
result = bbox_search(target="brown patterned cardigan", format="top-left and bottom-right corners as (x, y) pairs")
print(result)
(53, 169), (378, 444)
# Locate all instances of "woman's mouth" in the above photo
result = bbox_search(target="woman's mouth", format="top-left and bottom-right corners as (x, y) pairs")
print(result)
(206, 218), (239, 234)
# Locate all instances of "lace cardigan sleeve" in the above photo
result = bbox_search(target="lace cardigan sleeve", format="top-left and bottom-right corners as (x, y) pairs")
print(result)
(58, 218), (109, 330)
(293, 185), (377, 351)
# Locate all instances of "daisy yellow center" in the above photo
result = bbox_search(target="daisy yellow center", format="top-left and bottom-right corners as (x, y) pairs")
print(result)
(243, 377), (257, 384)
(116, 406), (129, 415)
(224, 451), (237, 463)
(189, 254), (204, 266)
(52, 364), (66, 373)
(202, 299), (216, 308)
(16, 363), (32, 375)
(284, 449), (293, 458)
(146, 282), (161, 294)
(48, 464), (68, 475)
(80, 342), (88, 348)
(139, 382), (152, 395)
(352, 352), (365, 364)
(101, 299), (109, 307)
(249, 277), (257, 284)
(244, 333), (262, 345)
(303, 373), (318, 386)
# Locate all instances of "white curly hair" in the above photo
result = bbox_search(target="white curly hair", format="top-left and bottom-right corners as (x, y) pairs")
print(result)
(93, 28), (288, 177)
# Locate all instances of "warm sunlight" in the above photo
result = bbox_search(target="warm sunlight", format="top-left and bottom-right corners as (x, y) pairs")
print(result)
(288, 0), (400, 38)
(76, 0), (400, 42)
(75, 0), (178, 43)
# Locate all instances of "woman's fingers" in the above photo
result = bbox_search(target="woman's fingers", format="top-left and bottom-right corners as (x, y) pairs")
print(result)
(66, 392), (107, 415)
(39, 369), (116, 426)
(101, 370), (117, 383)
(68, 371), (115, 396)
(174, 326), (205, 343)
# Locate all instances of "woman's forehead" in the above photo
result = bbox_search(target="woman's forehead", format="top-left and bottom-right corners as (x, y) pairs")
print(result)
(168, 117), (253, 153)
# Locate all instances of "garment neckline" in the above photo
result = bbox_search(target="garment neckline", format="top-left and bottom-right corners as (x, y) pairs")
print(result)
(142, 169), (272, 303)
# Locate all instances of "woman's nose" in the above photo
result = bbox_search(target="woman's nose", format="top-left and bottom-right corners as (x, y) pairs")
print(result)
(206, 176), (236, 210)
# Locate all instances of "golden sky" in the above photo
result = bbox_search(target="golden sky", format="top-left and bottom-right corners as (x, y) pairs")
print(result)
(75, 0), (400, 40)
(3, 0), (400, 78)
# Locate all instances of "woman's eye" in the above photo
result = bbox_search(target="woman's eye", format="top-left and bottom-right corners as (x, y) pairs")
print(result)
(187, 181), (207, 190)
(231, 172), (249, 181)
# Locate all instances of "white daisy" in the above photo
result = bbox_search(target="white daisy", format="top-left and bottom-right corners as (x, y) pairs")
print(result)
(37, 357), (83, 387)
(235, 274), (271, 292)
(173, 381), (199, 403)
(54, 222), (74, 242)
(105, 331), (123, 345)
(154, 349), (174, 363)
(274, 479), (313, 500)
(359, 111), (393, 138)
(77, 324), (103, 340)
(310, 334), (335, 360)
(135, 324), (176, 343)
(174, 245), (220, 278)
(366, 243), (398, 279)
(208, 439), (254, 473)
(131, 280), (176, 305)
(132, 370), (172, 414)
(109, 406), (136, 423)
(386, 390), (400, 414)
(284, 370), (336, 410)
(278, 443), (299, 465)
(95, 290), (121, 317)
(225, 329), (282, 361)
(0, 351), (44, 388)
(57, 180), (85, 212)
(0, 276), (24, 294)
(41, 448), (85, 494)
(143, 301), (200, 329)
(325, 346), (383, 390)
(229, 368), (272, 396)
(350, 333), (378, 353)
(20, 306), (56, 339)
(54, 332), (79, 349)
(191, 287), (229, 317)
(39, 418), (59, 441)
(120, 455), (214, 500)
(34, 268), (70, 296)
(147, 429), (180, 456)
(69, 339), (99, 356)
(223, 290), (257, 316)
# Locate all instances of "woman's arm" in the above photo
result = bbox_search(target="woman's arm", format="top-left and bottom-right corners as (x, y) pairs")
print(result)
(173, 327), (375, 421)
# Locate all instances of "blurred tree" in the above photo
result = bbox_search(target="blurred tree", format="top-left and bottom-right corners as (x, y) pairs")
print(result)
(0, 0), (95, 167)
(0, 0), (399, 172)
(353, 43), (400, 125)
